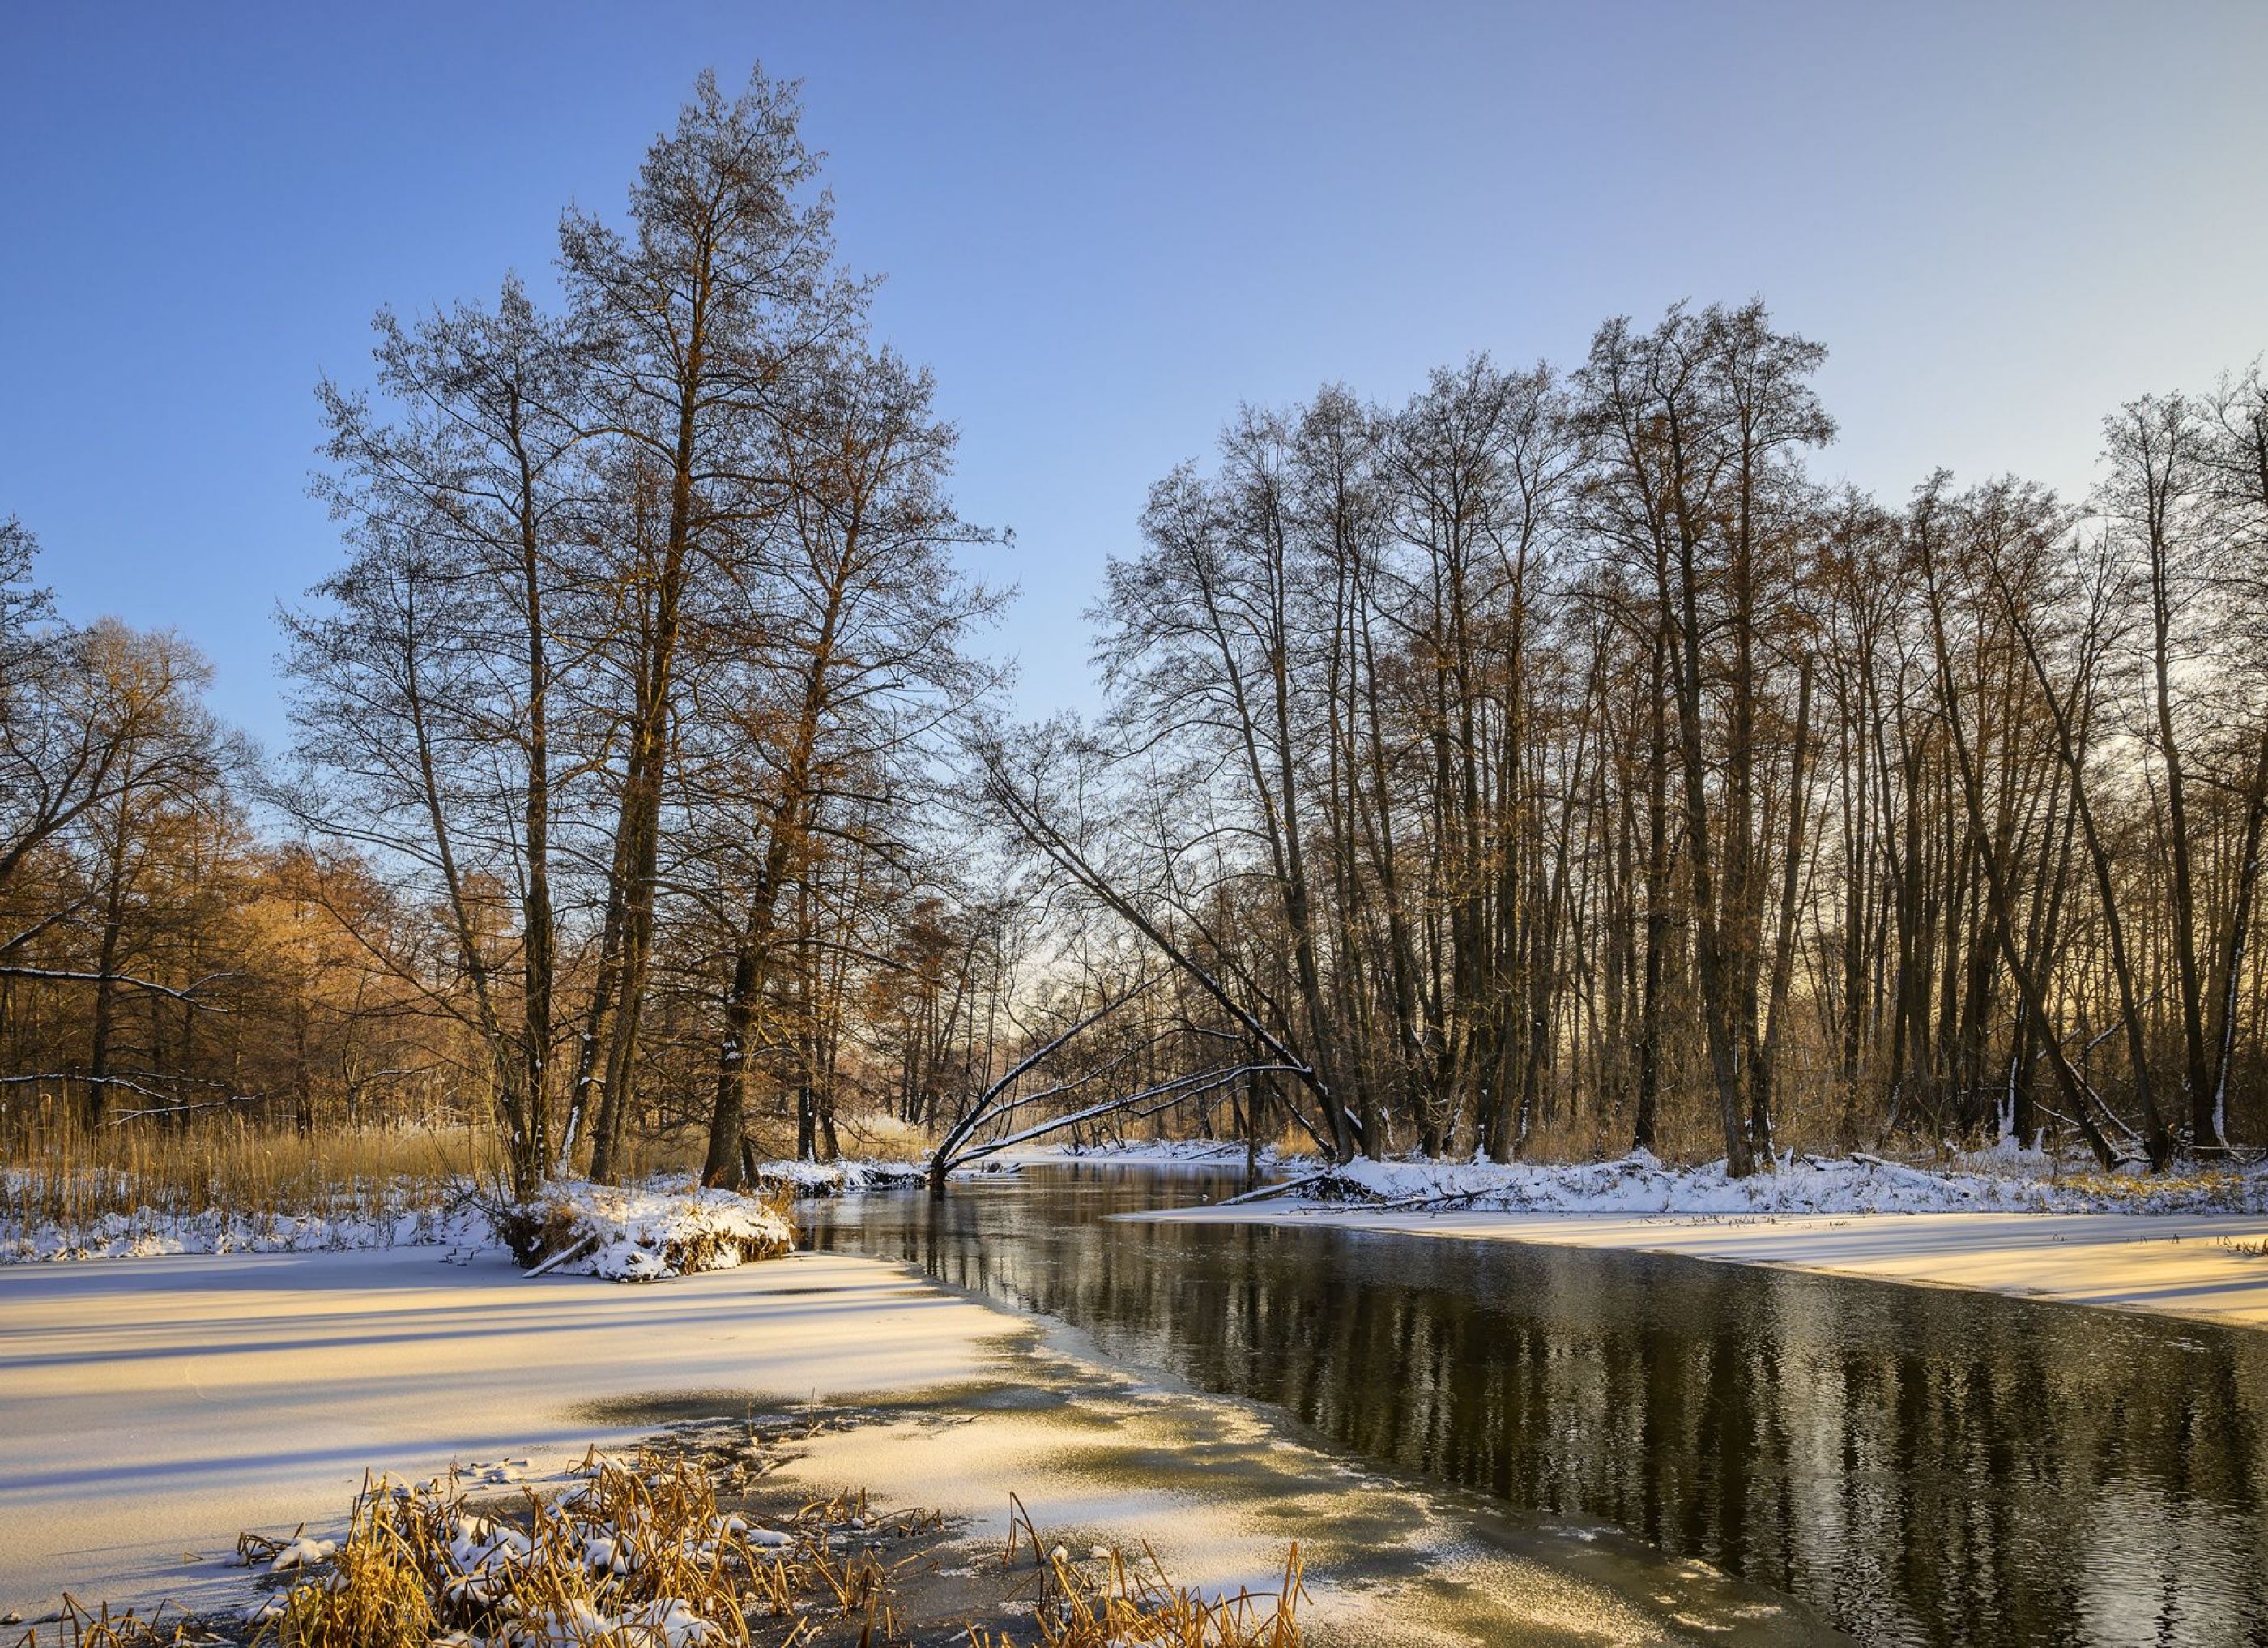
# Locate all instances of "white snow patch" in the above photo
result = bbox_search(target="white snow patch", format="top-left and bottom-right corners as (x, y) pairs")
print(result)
(266, 1535), (337, 1572)
(2, 1184), (489, 1265)
(1307, 1147), (2268, 1216)
(518, 1181), (793, 1283)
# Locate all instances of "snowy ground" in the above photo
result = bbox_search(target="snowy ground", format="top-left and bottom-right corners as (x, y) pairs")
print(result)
(1302, 1146), (2268, 1215)
(1147, 1150), (2268, 1329)
(0, 1244), (1017, 1625)
(1, 1161), (923, 1266)
(0, 1193), (492, 1262)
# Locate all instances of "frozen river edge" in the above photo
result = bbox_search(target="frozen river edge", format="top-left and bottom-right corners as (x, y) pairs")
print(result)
(0, 1240), (1844, 1646)
(1136, 1202), (2268, 1329)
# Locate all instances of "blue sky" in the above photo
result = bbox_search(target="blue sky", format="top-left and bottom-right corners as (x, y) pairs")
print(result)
(2, 2), (2264, 749)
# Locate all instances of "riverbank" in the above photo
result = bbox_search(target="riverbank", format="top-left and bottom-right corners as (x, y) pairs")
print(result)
(1144, 1200), (2268, 1329)
(0, 1160), (929, 1263)
(1299, 1146), (2268, 1214)
(0, 1237), (1840, 1645)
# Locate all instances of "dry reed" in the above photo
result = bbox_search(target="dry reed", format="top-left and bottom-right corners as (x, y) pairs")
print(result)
(978, 1496), (1304, 1648)
(237, 1451), (944, 1648)
(0, 1107), (492, 1254)
(7, 1595), (223, 1648)
(215, 1450), (1299, 1648)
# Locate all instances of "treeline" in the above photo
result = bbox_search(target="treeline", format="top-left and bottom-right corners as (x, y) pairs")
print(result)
(984, 305), (2268, 1173)
(0, 70), (1025, 1197)
(0, 535), (332, 1128)
(8, 70), (2264, 1188)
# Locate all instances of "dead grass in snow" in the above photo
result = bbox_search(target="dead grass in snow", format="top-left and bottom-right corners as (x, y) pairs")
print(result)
(198, 1448), (1303, 1648)
(0, 1108), (491, 1250)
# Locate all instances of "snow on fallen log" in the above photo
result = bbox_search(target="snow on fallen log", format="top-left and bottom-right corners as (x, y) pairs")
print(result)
(1217, 1172), (1329, 1206)
(510, 1183), (795, 1282)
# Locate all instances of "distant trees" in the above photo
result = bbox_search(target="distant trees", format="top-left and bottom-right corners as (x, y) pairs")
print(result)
(0, 522), (348, 1129)
(980, 307), (2268, 1173)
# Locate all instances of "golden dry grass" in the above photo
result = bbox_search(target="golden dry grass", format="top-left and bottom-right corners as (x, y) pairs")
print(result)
(224, 1451), (1301, 1648)
(241, 1451), (943, 1648)
(825, 1112), (931, 1164)
(7, 1595), (211, 1648)
(976, 1496), (1304, 1648)
(597, 1111), (935, 1182)
(247, 1454), (775, 1648)
(0, 1107), (492, 1249)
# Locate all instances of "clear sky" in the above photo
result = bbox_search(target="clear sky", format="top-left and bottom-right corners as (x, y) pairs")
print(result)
(2, 2), (2263, 749)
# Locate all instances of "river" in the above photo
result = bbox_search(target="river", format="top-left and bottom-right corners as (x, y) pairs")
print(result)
(804, 1160), (2268, 1647)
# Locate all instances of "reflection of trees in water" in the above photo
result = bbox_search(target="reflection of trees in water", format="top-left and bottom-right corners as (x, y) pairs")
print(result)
(808, 1174), (2268, 1647)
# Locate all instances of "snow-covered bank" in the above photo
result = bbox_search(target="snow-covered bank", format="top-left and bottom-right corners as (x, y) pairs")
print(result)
(2, 1159), (927, 1266)
(752, 1158), (927, 1196)
(0, 1191), (492, 1262)
(1298, 1146), (2268, 1215)
(0, 1245), (1016, 1625)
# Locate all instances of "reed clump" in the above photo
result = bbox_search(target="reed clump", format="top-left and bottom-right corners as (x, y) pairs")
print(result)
(976, 1496), (1304, 1648)
(10, 1595), (218, 1648)
(237, 1449), (947, 1648)
(221, 1452), (1301, 1648)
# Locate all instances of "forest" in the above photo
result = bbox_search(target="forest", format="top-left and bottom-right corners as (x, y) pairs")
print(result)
(4, 67), (2266, 1201)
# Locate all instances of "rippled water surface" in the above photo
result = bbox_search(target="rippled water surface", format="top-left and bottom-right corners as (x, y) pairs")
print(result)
(804, 1163), (2268, 1647)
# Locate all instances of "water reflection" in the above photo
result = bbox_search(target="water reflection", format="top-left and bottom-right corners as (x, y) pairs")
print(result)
(804, 1164), (2268, 1648)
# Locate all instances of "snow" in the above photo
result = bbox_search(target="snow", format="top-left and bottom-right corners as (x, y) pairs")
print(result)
(0, 1245), (1012, 1624)
(609, 1597), (719, 1648)
(519, 1182), (793, 1282)
(4, 1159), (925, 1269)
(266, 1535), (337, 1572)
(1, 1191), (489, 1263)
(1149, 1149), (2268, 1329)
(1, 1206), (1836, 1644)
(495, 1588), (722, 1648)
(1306, 1146), (2268, 1215)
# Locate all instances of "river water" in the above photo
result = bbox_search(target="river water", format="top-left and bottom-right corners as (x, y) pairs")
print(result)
(803, 1161), (2268, 1648)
